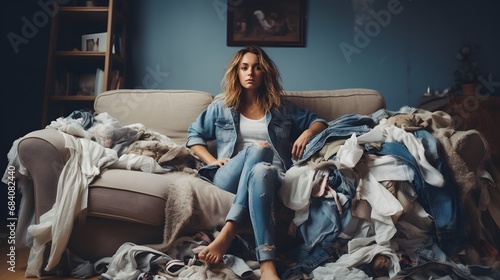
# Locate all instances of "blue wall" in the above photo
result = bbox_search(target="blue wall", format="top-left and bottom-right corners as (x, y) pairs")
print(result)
(128, 0), (500, 110)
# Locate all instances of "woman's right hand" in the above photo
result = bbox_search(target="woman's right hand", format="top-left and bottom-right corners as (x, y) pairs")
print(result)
(209, 158), (231, 167)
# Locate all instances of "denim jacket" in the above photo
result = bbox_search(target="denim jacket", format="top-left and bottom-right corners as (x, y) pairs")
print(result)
(298, 114), (376, 163)
(186, 97), (327, 171)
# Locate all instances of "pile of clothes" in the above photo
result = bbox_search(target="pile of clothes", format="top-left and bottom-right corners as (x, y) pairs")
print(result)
(3, 110), (204, 278)
(276, 107), (500, 279)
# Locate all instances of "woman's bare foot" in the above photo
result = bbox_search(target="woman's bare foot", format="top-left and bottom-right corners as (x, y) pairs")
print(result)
(198, 221), (237, 263)
(260, 260), (280, 280)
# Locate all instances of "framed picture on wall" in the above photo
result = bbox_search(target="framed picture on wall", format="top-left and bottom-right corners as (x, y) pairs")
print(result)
(227, 0), (305, 47)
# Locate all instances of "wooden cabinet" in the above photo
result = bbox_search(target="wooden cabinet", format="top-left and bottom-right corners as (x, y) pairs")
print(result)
(42, 0), (127, 126)
(444, 95), (500, 164)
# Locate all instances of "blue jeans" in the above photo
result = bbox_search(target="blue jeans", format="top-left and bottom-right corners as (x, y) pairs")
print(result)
(281, 197), (353, 279)
(300, 114), (375, 163)
(211, 144), (281, 262)
(414, 129), (468, 256)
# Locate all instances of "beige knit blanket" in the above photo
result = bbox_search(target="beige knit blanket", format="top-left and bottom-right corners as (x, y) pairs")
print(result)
(146, 172), (233, 253)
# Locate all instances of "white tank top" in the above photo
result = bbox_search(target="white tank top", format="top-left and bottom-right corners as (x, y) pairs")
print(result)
(235, 114), (267, 152)
(236, 114), (285, 173)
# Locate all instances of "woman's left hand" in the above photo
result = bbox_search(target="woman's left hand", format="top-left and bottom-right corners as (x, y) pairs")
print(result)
(292, 130), (313, 160)
(291, 122), (327, 160)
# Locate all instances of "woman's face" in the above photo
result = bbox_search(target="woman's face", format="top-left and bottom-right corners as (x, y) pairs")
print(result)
(238, 52), (264, 92)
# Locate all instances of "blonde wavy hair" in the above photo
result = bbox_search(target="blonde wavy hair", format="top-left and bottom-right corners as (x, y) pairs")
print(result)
(222, 46), (284, 111)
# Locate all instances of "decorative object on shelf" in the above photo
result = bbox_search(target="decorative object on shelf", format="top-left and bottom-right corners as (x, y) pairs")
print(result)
(77, 73), (96, 96)
(453, 44), (481, 96)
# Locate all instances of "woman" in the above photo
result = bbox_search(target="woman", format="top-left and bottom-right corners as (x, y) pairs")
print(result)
(186, 46), (327, 279)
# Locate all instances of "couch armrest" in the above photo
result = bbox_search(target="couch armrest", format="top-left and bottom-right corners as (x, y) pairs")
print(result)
(450, 130), (487, 173)
(17, 128), (69, 222)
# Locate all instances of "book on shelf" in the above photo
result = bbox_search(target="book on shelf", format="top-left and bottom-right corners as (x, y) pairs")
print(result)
(116, 77), (124, 89)
(112, 33), (122, 55)
(54, 72), (68, 96)
(109, 69), (125, 90)
(94, 68), (105, 95)
(109, 70), (121, 90)
(54, 72), (77, 96)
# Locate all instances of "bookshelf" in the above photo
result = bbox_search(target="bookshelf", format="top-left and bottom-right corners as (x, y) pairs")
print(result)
(41, 0), (127, 126)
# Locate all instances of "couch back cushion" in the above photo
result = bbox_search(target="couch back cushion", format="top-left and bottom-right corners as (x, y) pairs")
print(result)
(283, 88), (386, 122)
(94, 88), (385, 144)
(94, 89), (214, 144)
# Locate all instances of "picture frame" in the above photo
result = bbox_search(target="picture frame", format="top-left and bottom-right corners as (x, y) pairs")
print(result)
(227, 0), (305, 47)
(81, 32), (107, 52)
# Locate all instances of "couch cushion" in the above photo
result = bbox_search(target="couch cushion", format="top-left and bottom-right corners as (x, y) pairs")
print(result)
(94, 90), (214, 144)
(88, 169), (171, 226)
(88, 169), (234, 229)
(284, 89), (386, 121)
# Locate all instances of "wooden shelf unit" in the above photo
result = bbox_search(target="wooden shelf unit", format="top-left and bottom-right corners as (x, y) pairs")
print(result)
(42, 0), (127, 126)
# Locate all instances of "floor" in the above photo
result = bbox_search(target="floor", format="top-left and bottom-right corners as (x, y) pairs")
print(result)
(2, 163), (499, 280)
(0, 238), (100, 280)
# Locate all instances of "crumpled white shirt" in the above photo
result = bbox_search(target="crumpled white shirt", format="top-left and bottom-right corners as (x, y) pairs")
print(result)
(359, 121), (444, 187)
(313, 236), (401, 279)
(280, 164), (317, 226)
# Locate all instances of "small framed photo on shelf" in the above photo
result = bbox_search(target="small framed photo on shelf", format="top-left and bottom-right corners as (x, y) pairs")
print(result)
(81, 32), (107, 52)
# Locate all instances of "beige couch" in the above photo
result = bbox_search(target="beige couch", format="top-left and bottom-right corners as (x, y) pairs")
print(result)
(16, 88), (493, 271)
(16, 88), (386, 263)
